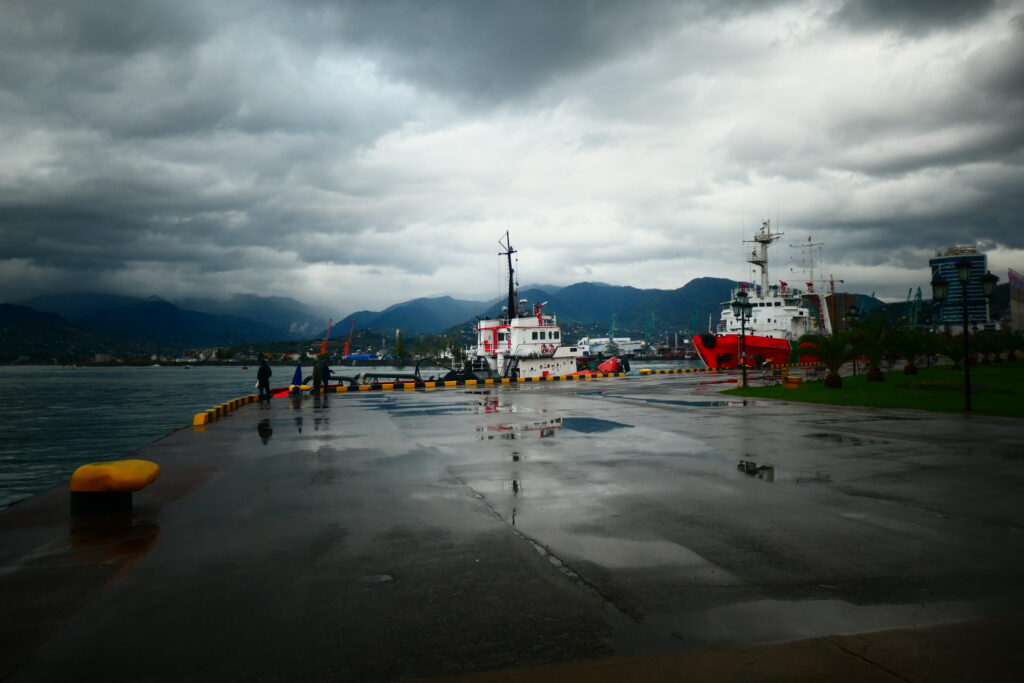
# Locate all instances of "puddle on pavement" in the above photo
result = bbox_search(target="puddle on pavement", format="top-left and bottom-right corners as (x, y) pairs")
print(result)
(662, 598), (986, 649)
(538, 530), (726, 572)
(561, 417), (634, 433)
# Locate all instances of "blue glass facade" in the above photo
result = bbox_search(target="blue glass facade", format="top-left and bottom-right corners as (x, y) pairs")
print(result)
(929, 253), (989, 325)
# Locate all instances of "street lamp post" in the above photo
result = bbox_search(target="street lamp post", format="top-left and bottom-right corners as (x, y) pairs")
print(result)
(934, 264), (999, 412)
(731, 289), (754, 387)
(953, 259), (975, 411)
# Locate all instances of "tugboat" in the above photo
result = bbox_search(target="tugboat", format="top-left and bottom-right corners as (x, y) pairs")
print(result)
(466, 233), (587, 379)
(693, 220), (836, 370)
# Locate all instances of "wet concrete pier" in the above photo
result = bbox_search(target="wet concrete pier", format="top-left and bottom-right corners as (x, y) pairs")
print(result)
(2, 374), (1022, 681)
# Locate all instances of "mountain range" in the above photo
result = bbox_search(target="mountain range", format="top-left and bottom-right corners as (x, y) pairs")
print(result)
(4, 280), (904, 362)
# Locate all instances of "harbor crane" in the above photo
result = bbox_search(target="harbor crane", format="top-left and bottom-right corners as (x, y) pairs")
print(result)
(320, 318), (333, 355)
(907, 287), (922, 328)
(342, 320), (356, 358)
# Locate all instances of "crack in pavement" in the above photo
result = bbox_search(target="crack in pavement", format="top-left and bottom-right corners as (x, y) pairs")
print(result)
(824, 635), (914, 682)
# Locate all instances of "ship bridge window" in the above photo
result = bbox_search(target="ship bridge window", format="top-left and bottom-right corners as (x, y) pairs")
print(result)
(553, 331), (560, 339)
(532, 331), (538, 340)
(775, 302), (781, 306)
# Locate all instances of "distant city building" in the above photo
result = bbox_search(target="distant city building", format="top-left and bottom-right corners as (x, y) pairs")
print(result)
(827, 292), (858, 331)
(929, 246), (993, 333)
(1010, 268), (1024, 332)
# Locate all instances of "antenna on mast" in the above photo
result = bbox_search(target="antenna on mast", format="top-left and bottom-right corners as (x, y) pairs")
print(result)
(498, 231), (517, 319)
(791, 236), (824, 285)
(744, 219), (783, 293)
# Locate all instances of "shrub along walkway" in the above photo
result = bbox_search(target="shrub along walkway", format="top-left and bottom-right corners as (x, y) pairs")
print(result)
(724, 361), (1024, 418)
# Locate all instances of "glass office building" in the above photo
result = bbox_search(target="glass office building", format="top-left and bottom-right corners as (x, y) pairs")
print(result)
(929, 246), (990, 330)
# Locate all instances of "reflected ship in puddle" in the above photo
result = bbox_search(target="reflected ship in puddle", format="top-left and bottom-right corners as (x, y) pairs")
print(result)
(477, 417), (562, 440)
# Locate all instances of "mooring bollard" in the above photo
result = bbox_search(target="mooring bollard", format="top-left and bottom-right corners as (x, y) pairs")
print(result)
(69, 459), (161, 516)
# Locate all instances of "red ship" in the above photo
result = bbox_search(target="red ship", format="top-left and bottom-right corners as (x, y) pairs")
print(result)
(693, 220), (843, 370)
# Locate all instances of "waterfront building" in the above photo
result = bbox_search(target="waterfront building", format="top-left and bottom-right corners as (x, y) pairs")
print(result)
(827, 292), (858, 331)
(929, 246), (994, 333)
(1010, 268), (1023, 332)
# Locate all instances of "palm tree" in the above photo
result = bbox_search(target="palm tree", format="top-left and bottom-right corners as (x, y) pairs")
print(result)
(798, 331), (855, 388)
(391, 331), (409, 367)
(851, 316), (889, 382)
(936, 333), (962, 369)
(973, 330), (998, 365)
(890, 329), (928, 375)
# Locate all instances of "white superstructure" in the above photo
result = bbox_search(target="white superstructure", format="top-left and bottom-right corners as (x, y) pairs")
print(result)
(473, 301), (582, 379)
(468, 233), (586, 379)
(714, 220), (833, 339)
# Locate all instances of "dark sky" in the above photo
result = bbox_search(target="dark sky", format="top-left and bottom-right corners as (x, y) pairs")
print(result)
(2, 0), (1022, 313)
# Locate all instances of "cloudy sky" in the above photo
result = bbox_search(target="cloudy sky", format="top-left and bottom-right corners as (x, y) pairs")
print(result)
(2, 0), (1022, 314)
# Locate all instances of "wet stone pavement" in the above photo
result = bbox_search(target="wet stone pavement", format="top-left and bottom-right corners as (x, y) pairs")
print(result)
(2, 374), (1023, 681)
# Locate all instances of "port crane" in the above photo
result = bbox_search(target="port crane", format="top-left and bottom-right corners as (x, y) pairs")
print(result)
(320, 318), (333, 355)
(906, 287), (922, 328)
(342, 320), (356, 358)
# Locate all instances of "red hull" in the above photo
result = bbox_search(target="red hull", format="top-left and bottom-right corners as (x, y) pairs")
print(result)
(693, 333), (815, 369)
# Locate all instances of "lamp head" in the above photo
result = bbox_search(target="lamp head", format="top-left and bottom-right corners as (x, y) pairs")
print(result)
(931, 274), (948, 302)
(980, 270), (999, 299)
(955, 258), (972, 284)
(731, 289), (752, 319)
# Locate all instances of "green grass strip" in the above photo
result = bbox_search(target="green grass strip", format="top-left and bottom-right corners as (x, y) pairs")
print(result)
(723, 362), (1024, 418)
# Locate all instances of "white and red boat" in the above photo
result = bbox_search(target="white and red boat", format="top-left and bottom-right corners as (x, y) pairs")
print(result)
(693, 220), (836, 370)
(468, 233), (589, 379)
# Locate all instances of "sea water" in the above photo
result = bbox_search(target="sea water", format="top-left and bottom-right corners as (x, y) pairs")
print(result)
(0, 365), (271, 509)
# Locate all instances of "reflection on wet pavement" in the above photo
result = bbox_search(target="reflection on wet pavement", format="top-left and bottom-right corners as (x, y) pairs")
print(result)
(477, 417), (562, 440)
(659, 598), (988, 649)
(256, 419), (273, 444)
(600, 394), (748, 408)
(806, 432), (890, 447)
(70, 514), (161, 559)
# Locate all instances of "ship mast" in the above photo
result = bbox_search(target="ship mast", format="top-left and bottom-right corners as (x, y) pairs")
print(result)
(744, 219), (783, 294)
(790, 236), (824, 290)
(499, 232), (517, 319)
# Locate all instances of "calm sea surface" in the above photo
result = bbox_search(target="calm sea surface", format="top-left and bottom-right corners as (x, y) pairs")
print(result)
(0, 365), (272, 509)
(0, 359), (701, 510)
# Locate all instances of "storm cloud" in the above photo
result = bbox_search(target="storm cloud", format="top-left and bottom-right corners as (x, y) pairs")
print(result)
(1, 0), (1022, 312)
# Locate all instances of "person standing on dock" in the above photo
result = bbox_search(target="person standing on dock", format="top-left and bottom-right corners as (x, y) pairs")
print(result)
(320, 356), (332, 393)
(257, 358), (272, 402)
(312, 359), (322, 394)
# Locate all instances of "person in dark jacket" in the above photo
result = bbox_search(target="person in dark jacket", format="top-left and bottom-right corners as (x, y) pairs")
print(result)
(320, 358), (332, 393)
(257, 358), (273, 402)
(312, 360), (322, 394)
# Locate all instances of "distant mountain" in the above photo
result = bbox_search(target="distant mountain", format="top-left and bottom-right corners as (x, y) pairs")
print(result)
(0, 304), (114, 362)
(0, 303), (67, 326)
(335, 296), (489, 336)
(18, 293), (148, 320)
(177, 293), (330, 338)
(77, 300), (284, 347)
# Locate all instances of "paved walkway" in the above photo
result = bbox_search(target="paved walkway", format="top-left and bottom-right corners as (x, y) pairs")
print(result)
(2, 374), (1021, 681)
